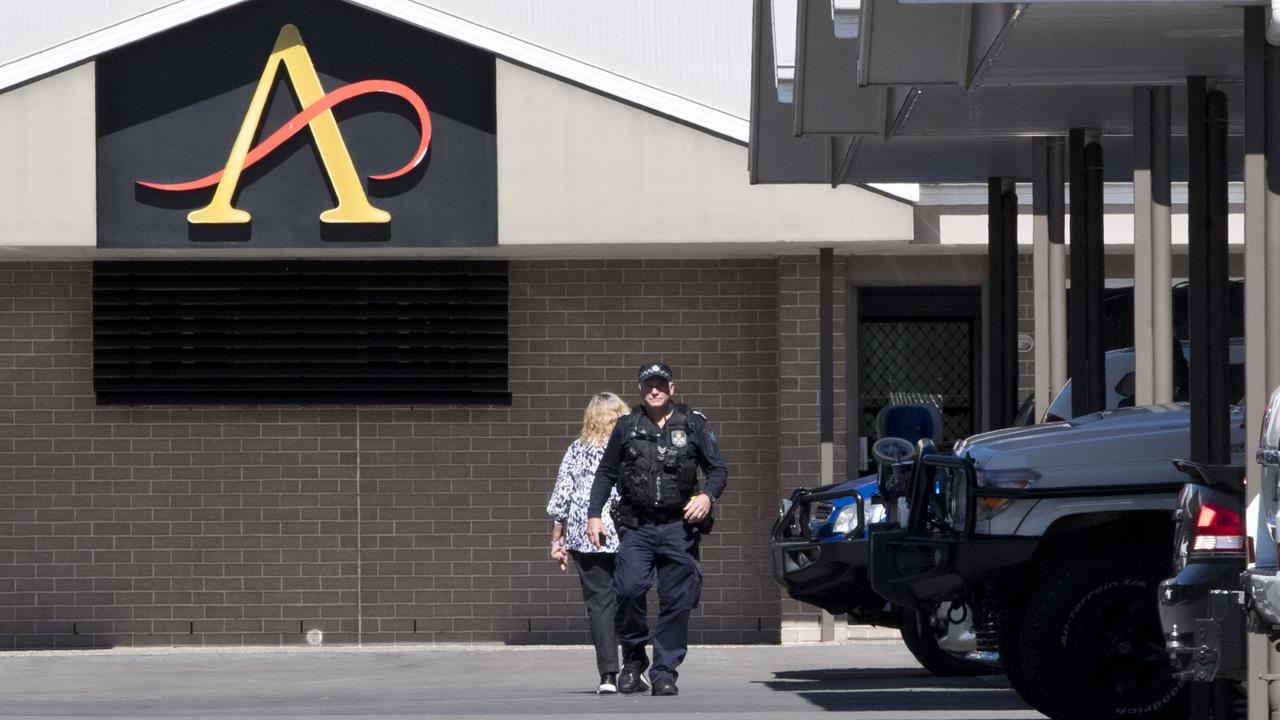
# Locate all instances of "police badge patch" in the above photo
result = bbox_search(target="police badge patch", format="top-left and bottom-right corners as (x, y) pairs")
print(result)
(670, 429), (688, 448)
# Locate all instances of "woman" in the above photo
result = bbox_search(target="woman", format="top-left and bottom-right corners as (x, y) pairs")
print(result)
(546, 391), (630, 695)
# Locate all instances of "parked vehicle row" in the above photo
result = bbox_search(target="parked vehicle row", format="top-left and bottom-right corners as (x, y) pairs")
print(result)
(770, 341), (1266, 719)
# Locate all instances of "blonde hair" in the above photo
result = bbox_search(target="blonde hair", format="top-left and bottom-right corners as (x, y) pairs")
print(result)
(579, 392), (630, 447)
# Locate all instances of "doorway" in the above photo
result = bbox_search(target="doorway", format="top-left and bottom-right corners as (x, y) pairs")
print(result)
(849, 287), (981, 473)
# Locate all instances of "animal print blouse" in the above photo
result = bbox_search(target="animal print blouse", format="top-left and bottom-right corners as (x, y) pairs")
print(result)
(546, 439), (620, 554)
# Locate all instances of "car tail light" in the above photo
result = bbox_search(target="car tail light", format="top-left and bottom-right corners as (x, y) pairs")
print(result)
(1190, 501), (1246, 555)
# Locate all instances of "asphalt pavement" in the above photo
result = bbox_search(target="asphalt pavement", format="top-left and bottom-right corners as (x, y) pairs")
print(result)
(0, 641), (1044, 719)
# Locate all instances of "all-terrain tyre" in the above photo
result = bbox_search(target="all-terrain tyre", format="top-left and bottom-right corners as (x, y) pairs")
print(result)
(899, 606), (990, 677)
(1017, 548), (1187, 719)
(998, 610), (1050, 714)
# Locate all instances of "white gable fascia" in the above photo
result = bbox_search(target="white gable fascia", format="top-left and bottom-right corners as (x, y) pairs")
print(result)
(350, 0), (749, 142)
(0, 0), (750, 142)
(0, 0), (246, 93)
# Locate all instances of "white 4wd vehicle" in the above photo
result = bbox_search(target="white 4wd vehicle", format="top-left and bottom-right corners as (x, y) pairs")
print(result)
(870, 402), (1244, 719)
(1247, 386), (1280, 633)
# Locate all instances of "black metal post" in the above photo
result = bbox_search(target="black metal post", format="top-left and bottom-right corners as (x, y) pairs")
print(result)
(820, 247), (833, 444)
(1188, 77), (1208, 462)
(1188, 78), (1231, 464)
(1069, 130), (1106, 417)
(987, 177), (1018, 429)
(1084, 141), (1106, 413)
(1206, 89), (1231, 462)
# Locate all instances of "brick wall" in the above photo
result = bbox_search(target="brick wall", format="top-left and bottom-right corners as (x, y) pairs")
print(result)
(776, 256), (849, 641)
(0, 260), (781, 648)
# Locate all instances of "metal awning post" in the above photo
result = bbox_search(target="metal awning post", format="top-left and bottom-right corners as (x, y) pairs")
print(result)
(1033, 137), (1067, 419)
(819, 246), (835, 641)
(1243, 10), (1280, 717)
(1069, 129), (1106, 417)
(987, 177), (1018, 430)
(1187, 76), (1231, 465)
(1133, 86), (1174, 407)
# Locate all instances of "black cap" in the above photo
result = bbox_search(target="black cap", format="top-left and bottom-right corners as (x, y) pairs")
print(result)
(637, 362), (673, 383)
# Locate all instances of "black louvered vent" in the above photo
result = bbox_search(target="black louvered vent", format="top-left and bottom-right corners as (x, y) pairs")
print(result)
(93, 261), (509, 405)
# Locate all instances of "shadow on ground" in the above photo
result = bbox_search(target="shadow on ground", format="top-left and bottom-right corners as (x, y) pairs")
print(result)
(760, 666), (1034, 713)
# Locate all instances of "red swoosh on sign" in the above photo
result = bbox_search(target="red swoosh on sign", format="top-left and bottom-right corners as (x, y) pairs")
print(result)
(138, 79), (431, 191)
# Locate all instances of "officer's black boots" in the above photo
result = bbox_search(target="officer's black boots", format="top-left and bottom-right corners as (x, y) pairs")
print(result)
(651, 678), (678, 696)
(618, 658), (650, 694)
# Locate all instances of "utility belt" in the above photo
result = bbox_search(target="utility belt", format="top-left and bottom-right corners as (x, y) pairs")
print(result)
(615, 505), (685, 527)
(614, 504), (715, 533)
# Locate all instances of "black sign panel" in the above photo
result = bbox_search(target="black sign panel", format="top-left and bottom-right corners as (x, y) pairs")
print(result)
(97, 0), (496, 248)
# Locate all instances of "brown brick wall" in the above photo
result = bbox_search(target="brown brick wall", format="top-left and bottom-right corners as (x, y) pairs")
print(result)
(0, 260), (781, 648)
(776, 256), (848, 637)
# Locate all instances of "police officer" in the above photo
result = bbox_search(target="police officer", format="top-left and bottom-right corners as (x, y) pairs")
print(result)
(586, 362), (727, 697)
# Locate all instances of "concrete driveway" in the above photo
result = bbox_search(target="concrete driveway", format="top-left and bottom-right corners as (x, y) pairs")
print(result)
(0, 641), (1043, 719)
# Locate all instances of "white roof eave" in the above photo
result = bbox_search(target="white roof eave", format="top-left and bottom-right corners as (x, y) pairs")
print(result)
(0, 0), (245, 93)
(0, 0), (751, 143)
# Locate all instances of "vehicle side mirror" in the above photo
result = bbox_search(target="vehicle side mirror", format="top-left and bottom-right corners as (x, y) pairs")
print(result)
(872, 437), (915, 465)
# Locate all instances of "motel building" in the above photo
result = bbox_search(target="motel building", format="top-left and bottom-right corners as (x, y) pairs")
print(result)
(0, 0), (1247, 649)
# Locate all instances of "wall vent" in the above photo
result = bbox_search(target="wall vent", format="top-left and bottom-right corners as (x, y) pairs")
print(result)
(93, 260), (509, 405)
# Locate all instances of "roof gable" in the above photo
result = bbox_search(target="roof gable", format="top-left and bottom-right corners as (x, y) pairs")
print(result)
(0, 0), (749, 141)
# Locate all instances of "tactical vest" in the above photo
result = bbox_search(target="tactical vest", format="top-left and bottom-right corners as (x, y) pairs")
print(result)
(617, 403), (700, 521)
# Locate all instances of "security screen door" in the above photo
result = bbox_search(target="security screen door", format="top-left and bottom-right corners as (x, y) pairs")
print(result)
(851, 287), (981, 472)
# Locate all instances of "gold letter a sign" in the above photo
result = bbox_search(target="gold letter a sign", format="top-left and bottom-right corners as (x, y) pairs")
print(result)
(138, 24), (432, 225)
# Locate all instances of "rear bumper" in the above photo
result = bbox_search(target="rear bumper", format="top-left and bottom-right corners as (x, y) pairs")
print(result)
(1158, 560), (1246, 683)
(867, 526), (1037, 609)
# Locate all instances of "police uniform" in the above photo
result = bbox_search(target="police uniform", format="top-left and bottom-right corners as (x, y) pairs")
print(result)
(588, 383), (728, 691)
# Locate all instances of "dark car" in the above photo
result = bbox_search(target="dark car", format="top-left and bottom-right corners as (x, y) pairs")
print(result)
(1158, 460), (1248, 718)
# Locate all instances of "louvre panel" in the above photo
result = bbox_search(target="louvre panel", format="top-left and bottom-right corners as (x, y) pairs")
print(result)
(93, 261), (510, 405)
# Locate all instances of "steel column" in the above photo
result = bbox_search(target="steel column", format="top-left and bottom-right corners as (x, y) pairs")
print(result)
(1133, 86), (1174, 407)
(1033, 137), (1067, 419)
(1187, 77), (1231, 465)
(1049, 143), (1068, 401)
(1069, 129), (1106, 417)
(1243, 11), (1280, 717)
(820, 247), (834, 448)
(819, 247), (834, 640)
(987, 177), (1018, 430)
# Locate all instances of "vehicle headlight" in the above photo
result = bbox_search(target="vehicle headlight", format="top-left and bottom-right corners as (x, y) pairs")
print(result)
(864, 500), (887, 529)
(973, 468), (1039, 520)
(831, 505), (861, 535)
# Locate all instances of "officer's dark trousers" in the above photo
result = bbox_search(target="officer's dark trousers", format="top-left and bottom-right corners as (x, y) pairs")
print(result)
(614, 520), (702, 683)
(570, 550), (620, 676)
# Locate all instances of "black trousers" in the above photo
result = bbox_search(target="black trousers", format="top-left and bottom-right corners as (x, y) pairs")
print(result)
(571, 550), (619, 675)
(614, 520), (702, 683)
